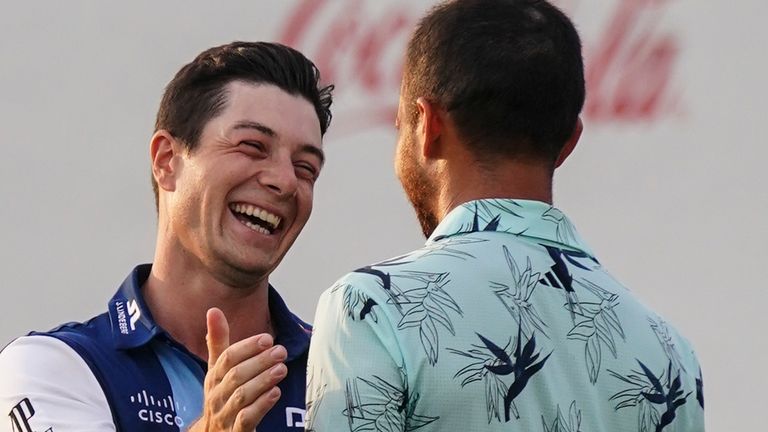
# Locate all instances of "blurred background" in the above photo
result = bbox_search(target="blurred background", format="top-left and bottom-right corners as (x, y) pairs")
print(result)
(0, 1), (765, 429)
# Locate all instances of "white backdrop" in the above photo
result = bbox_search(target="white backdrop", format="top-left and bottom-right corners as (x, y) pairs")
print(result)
(1, 1), (765, 430)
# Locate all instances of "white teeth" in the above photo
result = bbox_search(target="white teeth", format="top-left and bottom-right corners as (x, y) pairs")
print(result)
(265, 211), (278, 226)
(243, 220), (270, 235)
(230, 203), (282, 230)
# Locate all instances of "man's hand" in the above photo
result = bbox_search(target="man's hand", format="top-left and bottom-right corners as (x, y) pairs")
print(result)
(188, 308), (287, 431)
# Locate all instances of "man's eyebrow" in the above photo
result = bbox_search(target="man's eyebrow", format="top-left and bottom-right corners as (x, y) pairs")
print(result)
(233, 120), (276, 137)
(301, 144), (325, 167)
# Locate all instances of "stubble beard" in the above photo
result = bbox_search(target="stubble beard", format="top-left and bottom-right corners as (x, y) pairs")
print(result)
(398, 139), (440, 239)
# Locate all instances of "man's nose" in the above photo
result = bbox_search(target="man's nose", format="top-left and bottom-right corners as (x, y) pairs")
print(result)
(258, 156), (299, 198)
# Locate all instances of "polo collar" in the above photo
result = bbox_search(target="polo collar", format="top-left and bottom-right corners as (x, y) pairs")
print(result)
(427, 199), (596, 259)
(108, 264), (160, 349)
(108, 264), (310, 361)
(269, 287), (311, 362)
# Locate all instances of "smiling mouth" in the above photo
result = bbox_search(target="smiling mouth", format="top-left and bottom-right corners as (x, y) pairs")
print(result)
(230, 203), (282, 235)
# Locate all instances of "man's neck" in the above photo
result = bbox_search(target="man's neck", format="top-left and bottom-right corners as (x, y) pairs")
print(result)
(436, 156), (553, 221)
(142, 248), (272, 361)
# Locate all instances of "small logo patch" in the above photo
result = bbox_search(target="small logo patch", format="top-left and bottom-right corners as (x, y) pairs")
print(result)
(8, 398), (52, 432)
(286, 407), (306, 427)
(130, 391), (184, 428)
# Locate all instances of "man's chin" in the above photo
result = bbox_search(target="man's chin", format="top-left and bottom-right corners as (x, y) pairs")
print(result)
(207, 258), (273, 291)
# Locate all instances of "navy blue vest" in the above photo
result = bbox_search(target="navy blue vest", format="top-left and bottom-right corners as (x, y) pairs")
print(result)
(32, 264), (311, 431)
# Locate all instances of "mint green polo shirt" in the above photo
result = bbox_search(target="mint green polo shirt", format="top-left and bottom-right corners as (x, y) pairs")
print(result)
(307, 199), (704, 432)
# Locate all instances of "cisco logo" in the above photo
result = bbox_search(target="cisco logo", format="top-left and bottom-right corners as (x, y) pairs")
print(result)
(129, 391), (184, 427)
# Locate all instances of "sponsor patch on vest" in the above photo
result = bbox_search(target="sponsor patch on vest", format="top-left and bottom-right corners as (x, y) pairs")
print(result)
(286, 407), (306, 427)
(130, 390), (185, 428)
(8, 398), (52, 432)
(114, 299), (142, 335)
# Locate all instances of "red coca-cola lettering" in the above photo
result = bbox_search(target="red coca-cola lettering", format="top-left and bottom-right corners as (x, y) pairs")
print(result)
(280, 0), (414, 133)
(281, 0), (412, 91)
(280, 0), (681, 133)
(585, 0), (680, 120)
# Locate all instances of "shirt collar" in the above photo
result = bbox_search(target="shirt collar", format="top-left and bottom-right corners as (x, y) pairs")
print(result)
(269, 287), (311, 362)
(108, 264), (311, 360)
(108, 264), (161, 349)
(427, 199), (596, 259)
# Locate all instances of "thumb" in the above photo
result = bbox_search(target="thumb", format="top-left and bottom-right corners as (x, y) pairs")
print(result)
(206, 307), (230, 368)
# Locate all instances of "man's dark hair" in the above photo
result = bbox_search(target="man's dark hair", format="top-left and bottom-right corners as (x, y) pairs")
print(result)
(152, 41), (334, 208)
(403, 0), (584, 166)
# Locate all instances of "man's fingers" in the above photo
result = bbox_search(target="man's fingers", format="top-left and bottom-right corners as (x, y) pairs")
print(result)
(206, 307), (230, 367)
(221, 358), (287, 413)
(203, 310), (286, 430)
(219, 344), (286, 386)
(233, 387), (282, 432)
(211, 344), (286, 412)
(211, 333), (276, 380)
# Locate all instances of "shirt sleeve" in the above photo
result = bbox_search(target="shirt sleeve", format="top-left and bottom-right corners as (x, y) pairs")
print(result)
(306, 278), (407, 432)
(678, 352), (707, 431)
(0, 336), (116, 432)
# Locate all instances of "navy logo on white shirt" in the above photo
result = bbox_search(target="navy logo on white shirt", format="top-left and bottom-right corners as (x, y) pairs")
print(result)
(8, 398), (52, 432)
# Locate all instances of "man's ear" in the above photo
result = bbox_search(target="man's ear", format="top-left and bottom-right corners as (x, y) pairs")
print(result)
(150, 130), (181, 193)
(415, 97), (444, 160)
(555, 117), (583, 168)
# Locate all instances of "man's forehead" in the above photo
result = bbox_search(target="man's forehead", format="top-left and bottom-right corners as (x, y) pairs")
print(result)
(212, 82), (322, 142)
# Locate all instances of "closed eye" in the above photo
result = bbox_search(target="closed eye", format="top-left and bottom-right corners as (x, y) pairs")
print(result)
(241, 140), (264, 150)
(240, 140), (268, 157)
(294, 162), (319, 181)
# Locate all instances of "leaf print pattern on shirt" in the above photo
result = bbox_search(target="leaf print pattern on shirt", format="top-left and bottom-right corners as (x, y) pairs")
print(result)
(541, 401), (583, 432)
(393, 271), (463, 365)
(648, 316), (687, 374)
(458, 201), (516, 235)
(421, 236), (486, 261)
(541, 206), (578, 246)
(491, 245), (548, 338)
(339, 284), (379, 322)
(609, 360), (690, 432)
(448, 326), (551, 423)
(567, 279), (625, 384)
(343, 374), (438, 432)
(538, 245), (583, 322)
(305, 367), (326, 432)
(354, 266), (404, 316)
(477, 199), (525, 220)
(353, 265), (463, 365)
(695, 367), (704, 409)
(311, 199), (704, 431)
(431, 199), (526, 241)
